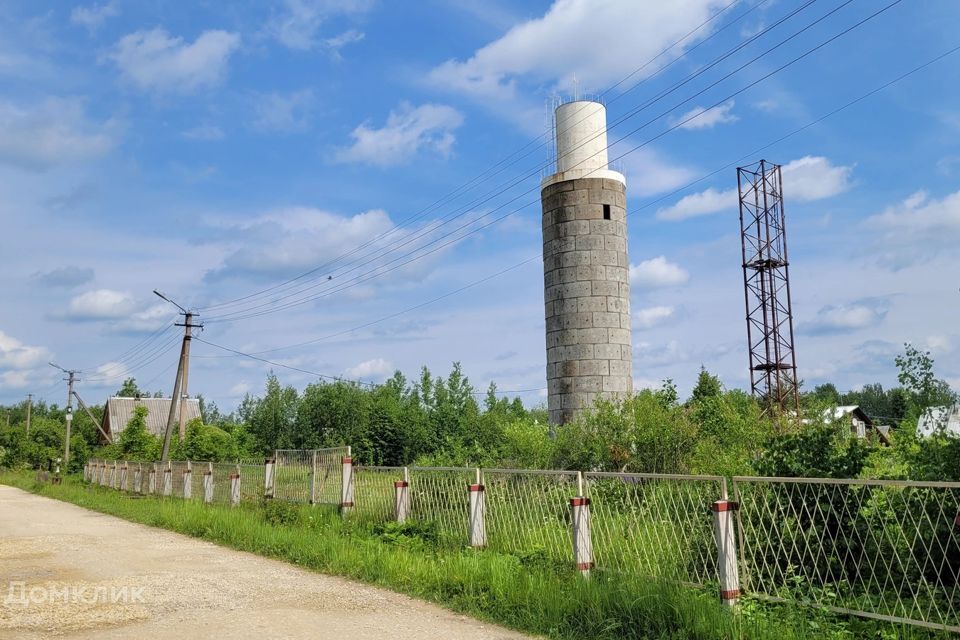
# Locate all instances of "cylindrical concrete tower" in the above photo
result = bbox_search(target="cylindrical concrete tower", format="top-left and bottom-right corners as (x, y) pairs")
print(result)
(541, 100), (632, 426)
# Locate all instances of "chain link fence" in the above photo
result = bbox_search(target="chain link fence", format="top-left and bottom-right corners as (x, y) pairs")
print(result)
(586, 472), (724, 585)
(734, 476), (960, 633)
(82, 457), (960, 633)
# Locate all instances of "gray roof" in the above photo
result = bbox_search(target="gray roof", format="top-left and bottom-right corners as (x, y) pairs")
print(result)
(102, 397), (202, 439)
(917, 405), (960, 438)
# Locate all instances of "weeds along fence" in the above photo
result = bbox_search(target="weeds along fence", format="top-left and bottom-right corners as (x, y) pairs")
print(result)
(81, 455), (960, 634)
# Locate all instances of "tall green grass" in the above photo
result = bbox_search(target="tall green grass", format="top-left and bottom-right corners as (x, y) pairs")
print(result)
(0, 472), (946, 640)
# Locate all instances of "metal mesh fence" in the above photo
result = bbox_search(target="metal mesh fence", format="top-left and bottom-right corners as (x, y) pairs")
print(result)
(78, 455), (960, 633)
(409, 467), (475, 548)
(211, 463), (238, 505)
(484, 469), (577, 567)
(354, 466), (403, 522)
(586, 472), (724, 585)
(734, 476), (960, 633)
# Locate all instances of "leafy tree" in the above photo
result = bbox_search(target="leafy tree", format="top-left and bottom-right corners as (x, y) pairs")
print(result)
(689, 367), (722, 404)
(115, 377), (142, 397)
(895, 343), (956, 414)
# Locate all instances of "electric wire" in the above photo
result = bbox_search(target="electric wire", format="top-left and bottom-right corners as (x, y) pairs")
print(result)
(193, 41), (960, 361)
(203, 0), (900, 324)
(198, 0), (773, 314)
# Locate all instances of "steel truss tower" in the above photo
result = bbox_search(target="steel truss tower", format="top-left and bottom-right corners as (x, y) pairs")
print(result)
(737, 160), (799, 414)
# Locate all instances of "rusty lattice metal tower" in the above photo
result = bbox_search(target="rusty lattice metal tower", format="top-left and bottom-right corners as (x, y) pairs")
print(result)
(737, 160), (799, 414)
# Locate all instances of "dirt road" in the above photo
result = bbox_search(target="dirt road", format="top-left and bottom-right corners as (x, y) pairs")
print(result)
(0, 485), (530, 639)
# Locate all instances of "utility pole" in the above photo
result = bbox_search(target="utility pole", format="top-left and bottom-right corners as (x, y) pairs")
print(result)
(26, 394), (32, 435)
(49, 364), (78, 469)
(154, 290), (202, 461)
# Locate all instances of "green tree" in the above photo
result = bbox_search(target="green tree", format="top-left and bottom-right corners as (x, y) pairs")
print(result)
(689, 367), (722, 404)
(115, 377), (141, 397)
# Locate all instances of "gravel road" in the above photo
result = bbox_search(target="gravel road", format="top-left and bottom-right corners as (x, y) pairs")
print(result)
(0, 485), (531, 639)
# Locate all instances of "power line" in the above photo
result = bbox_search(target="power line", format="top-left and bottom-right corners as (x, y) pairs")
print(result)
(198, 0), (774, 315)
(204, 0), (900, 324)
(194, 40), (960, 363)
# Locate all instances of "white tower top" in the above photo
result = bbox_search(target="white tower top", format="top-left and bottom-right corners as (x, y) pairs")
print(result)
(542, 100), (625, 188)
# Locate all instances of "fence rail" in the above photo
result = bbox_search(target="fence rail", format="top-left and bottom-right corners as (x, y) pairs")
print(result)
(80, 455), (960, 633)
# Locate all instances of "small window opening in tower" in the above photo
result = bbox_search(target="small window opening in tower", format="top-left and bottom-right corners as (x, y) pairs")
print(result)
(603, 204), (611, 220)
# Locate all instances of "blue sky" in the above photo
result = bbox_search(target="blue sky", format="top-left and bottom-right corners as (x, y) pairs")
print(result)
(2, 0), (959, 410)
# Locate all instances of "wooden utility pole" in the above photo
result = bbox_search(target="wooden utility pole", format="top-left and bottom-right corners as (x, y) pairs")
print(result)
(25, 394), (32, 435)
(155, 291), (201, 462)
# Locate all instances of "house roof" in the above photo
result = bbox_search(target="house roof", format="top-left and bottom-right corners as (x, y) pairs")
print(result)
(823, 405), (873, 426)
(917, 405), (960, 438)
(102, 396), (202, 438)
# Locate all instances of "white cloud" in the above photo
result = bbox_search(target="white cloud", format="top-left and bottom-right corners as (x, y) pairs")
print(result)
(345, 357), (393, 379)
(268, 0), (373, 51)
(109, 28), (241, 94)
(430, 0), (727, 102)
(182, 124), (224, 141)
(71, 2), (119, 32)
(0, 97), (117, 170)
(205, 207), (394, 281)
(324, 29), (364, 57)
(618, 146), (698, 198)
(783, 156), (853, 202)
(634, 305), (674, 330)
(864, 190), (960, 267)
(656, 156), (853, 221)
(32, 266), (95, 289)
(229, 381), (252, 397)
(252, 90), (314, 133)
(65, 289), (138, 320)
(630, 256), (689, 288)
(801, 299), (890, 335)
(656, 187), (736, 222)
(0, 330), (50, 370)
(336, 103), (464, 167)
(671, 100), (738, 130)
(91, 361), (130, 385)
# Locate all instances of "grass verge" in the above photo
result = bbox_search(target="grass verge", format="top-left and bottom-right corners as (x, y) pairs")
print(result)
(0, 472), (946, 640)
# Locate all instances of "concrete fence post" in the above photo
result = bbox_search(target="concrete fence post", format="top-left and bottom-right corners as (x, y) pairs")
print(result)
(83, 461), (89, 482)
(99, 462), (107, 486)
(148, 464), (157, 494)
(162, 462), (172, 496)
(120, 462), (129, 491)
(183, 461), (193, 500)
(571, 472), (593, 577)
(264, 458), (276, 499)
(468, 468), (486, 548)
(712, 499), (741, 606)
(133, 463), (143, 494)
(310, 450), (318, 505)
(203, 463), (214, 504)
(340, 454), (354, 514)
(395, 467), (410, 523)
(230, 464), (241, 507)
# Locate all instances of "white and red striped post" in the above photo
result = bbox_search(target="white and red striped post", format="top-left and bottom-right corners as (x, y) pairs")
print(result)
(570, 472), (593, 577)
(203, 463), (213, 504)
(712, 499), (741, 606)
(394, 467), (410, 523)
(468, 469), (486, 548)
(230, 464), (241, 506)
(183, 461), (193, 499)
(162, 462), (172, 496)
(264, 457), (276, 499)
(340, 453), (354, 514)
(309, 450), (318, 505)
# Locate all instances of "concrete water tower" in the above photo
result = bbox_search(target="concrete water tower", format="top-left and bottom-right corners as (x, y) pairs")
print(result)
(541, 100), (632, 426)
